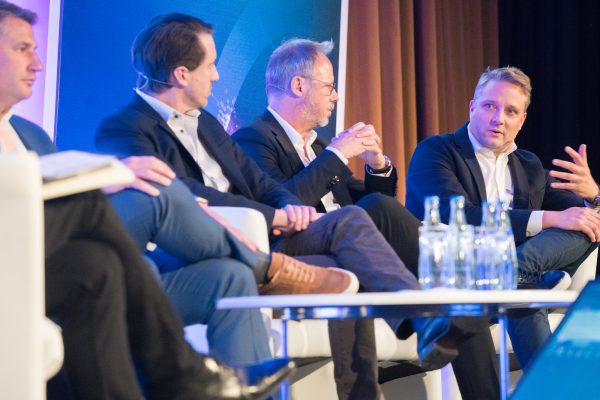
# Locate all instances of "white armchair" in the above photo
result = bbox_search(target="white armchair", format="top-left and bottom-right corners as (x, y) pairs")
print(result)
(0, 153), (63, 400)
(183, 206), (441, 399)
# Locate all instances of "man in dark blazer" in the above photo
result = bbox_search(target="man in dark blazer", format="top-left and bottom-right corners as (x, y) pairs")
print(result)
(406, 66), (600, 367)
(0, 2), (295, 398)
(232, 39), (419, 270)
(232, 38), (501, 400)
(95, 13), (497, 400)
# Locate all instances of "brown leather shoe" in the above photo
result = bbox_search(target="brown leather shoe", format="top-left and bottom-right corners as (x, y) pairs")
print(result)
(258, 253), (359, 295)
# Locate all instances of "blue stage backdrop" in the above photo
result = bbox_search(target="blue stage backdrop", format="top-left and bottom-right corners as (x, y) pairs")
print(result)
(56, 0), (341, 152)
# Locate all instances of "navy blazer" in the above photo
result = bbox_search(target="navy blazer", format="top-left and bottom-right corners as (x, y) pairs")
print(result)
(406, 123), (584, 244)
(10, 115), (57, 155)
(233, 110), (397, 212)
(95, 94), (301, 229)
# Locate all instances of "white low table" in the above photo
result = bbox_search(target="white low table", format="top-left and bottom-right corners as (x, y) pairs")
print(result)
(217, 290), (577, 400)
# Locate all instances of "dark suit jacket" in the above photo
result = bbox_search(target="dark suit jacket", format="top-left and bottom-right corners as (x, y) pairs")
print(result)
(232, 110), (397, 212)
(405, 123), (584, 244)
(95, 94), (301, 229)
(10, 115), (57, 155)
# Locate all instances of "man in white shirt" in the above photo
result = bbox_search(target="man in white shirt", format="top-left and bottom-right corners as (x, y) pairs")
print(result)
(406, 66), (600, 367)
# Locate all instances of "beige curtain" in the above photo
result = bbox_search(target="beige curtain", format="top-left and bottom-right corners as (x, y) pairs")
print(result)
(345, 0), (498, 202)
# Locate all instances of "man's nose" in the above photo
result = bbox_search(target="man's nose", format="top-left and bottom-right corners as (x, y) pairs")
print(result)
(331, 88), (339, 102)
(491, 109), (503, 124)
(30, 52), (43, 71)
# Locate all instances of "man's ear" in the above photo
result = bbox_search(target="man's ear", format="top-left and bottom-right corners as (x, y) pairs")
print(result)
(518, 112), (527, 130)
(290, 76), (305, 97)
(170, 66), (188, 88)
(469, 99), (475, 114)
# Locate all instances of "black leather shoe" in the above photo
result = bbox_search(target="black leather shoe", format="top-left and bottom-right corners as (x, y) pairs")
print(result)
(517, 271), (571, 290)
(412, 317), (459, 370)
(190, 357), (294, 400)
(235, 358), (295, 399)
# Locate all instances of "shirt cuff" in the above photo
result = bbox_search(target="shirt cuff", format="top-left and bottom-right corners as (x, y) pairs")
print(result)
(325, 146), (348, 165)
(526, 210), (544, 237)
(367, 165), (393, 177)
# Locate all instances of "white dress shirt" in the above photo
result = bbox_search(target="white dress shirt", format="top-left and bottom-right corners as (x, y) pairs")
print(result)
(467, 124), (543, 236)
(269, 106), (347, 212)
(0, 109), (28, 154)
(136, 89), (230, 192)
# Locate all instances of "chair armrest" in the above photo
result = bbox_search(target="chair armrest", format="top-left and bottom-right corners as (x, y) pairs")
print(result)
(569, 248), (598, 292)
(210, 206), (270, 253)
(42, 318), (64, 380)
(0, 153), (51, 398)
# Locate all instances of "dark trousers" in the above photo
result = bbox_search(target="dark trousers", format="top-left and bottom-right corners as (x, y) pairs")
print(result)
(44, 191), (210, 400)
(272, 205), (418, 400)
(357, 193), (500, 400)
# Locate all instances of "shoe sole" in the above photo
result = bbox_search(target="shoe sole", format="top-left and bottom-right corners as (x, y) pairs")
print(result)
(551, 273), (572, 291)
(518, 272), (572, 291)
(244, 360), (295, 400)
(329, 267), (360, 294)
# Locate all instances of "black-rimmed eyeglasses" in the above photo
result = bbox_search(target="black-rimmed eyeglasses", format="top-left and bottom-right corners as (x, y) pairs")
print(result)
(303, 76), (337, 95)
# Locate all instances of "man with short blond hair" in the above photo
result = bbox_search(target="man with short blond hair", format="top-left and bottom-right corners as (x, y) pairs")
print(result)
(407, 66), (600, 367)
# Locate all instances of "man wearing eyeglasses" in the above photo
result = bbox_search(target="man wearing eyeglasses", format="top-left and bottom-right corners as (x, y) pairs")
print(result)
(234, 38), (422, 276)
(233, 38), (500, 400)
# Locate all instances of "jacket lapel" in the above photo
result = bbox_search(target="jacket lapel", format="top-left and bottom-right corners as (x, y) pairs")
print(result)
(129, 94), (206, 182)
(454, 124), (487, 202)
(261, 111), (305, 174)
(10, 118), (34, 149)
(196, 113), (255, 197)
(507, 152), (529, 209)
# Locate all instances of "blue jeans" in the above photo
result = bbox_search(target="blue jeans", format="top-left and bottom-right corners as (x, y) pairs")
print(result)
(509, 228), (597, 367)
(109, 179), (272, 365)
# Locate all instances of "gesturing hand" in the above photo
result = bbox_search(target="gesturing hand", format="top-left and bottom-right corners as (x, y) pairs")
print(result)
(550, 144), (599, 201)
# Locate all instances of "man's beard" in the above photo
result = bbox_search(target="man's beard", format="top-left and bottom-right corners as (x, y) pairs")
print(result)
(301, 98), (331, 129)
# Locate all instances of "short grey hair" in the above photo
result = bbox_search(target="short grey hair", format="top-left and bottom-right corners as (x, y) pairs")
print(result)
(474, 66), (532, 110)
(266, 38), (334, 99)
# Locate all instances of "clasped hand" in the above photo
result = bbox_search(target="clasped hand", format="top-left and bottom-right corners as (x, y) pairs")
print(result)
(329, 122), (386, 168)
(272, 204), (321, 236)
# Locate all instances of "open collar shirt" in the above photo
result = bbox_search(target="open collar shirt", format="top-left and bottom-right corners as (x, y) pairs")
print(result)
(268, 106), (343, 212)
(0, 109), (27, 154)
(136, 89), (230, 193)
(467, 123), (543, 236)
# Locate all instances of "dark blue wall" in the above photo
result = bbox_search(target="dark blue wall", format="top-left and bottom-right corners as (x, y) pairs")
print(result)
(56, 0), (341, 151)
